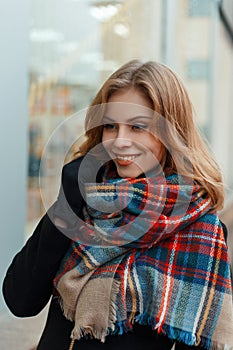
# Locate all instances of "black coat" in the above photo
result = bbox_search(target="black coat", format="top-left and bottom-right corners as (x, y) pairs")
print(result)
(2, 157), (228, 350)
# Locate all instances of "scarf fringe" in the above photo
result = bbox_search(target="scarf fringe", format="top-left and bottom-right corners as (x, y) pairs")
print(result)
(71, 326), (107, 343)
(108, 279), (120, 331)
(111, 319), (133, 335)
(68, 279), (121, 343)
(113, 314), (233, 350)
(58, 274), (233, 349)
(58, 297), (75, 322)
(63, 305), (233, 349)
(69, 323), (233, 350)
(59, 294), (233, 349)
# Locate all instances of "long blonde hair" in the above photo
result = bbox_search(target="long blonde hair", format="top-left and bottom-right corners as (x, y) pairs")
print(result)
(77, 60), (224, 210)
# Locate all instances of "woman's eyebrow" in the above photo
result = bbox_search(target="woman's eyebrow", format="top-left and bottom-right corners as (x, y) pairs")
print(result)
(102, 115), (152, 122)
(102, 116), (115, 122)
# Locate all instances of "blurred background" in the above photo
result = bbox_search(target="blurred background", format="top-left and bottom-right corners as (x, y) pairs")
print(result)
(0, 0), (232, 348)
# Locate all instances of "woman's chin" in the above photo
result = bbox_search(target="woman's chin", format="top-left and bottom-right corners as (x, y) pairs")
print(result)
(115, 163), (143, 178)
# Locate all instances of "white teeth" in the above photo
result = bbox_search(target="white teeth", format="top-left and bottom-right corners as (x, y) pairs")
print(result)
(116, 155), (137, 161)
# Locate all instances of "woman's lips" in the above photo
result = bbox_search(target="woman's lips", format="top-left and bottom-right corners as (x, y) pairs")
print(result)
(114, 154), (139, 166)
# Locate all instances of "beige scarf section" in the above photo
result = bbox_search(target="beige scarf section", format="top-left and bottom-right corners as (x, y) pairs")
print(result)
(57, 266), (120, 342)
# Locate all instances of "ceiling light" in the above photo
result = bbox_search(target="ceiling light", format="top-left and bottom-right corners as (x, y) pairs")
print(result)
(89, 0), (123, 22)
(113, 22), (130, 38)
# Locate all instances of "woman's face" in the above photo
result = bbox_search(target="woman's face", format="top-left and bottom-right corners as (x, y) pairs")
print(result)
(102, 88), (164, 178)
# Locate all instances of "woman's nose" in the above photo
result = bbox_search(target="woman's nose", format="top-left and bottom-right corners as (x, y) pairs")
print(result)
(113, 127), (132, 148)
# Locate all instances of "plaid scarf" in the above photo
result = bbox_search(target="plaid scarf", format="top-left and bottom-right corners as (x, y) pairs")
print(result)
(54, 168), (233, 349)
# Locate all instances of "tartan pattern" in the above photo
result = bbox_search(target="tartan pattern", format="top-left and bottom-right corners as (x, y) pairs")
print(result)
(54, 171), (233, 349)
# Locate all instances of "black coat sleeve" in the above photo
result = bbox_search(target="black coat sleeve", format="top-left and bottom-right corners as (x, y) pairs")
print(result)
(221, 220), (228, 242)
(2, 157), (84, 317)
(2, 213), (71, 317)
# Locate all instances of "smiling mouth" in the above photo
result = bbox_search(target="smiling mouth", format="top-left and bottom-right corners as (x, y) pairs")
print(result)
(115, 154), (138, 161)
(113, 154), (140, 166)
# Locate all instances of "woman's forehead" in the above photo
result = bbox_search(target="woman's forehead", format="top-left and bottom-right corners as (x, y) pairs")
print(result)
(104, 102), (153, 121)
(107, 87), (153, 107)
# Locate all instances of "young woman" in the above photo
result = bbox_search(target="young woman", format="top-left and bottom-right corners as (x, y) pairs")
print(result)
(3, 60), (233, 350)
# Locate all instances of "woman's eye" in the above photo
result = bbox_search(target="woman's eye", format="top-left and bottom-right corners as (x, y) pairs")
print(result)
(132, 124), (148, 131)
(103, 123), (116, 130)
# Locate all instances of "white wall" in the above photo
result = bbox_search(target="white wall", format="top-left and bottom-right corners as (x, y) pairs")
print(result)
(0, 0), (29, 310)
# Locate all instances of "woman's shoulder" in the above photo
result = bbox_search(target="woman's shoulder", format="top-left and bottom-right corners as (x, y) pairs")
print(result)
(61, 155), (88, 190)
(59, 156), (85, 208)
(220, 220), (228, 242)
(62, 156), (84, 177)
(62, 154), (103, 185)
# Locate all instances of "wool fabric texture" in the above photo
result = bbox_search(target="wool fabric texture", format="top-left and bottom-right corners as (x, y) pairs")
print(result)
(54, 168), (233, 350)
